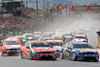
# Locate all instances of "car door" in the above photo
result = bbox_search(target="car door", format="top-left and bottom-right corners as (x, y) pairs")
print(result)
(21, 42), (30, 56)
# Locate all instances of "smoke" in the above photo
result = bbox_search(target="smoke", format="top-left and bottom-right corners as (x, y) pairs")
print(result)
(44, 13), (100, 33)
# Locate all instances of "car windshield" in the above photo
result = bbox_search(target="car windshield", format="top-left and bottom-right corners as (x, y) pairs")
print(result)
(26, 35), (32, 38)
(75, 36), (85, 39)
(48, 42), (62, 46)
(53, 37), (62, 40)
(64, 34), (71, 36)
(4, 41), (20, 45)
(34, 33), (40, 35)
(31, 42), (50, 47)
(73, 44), (92, 48)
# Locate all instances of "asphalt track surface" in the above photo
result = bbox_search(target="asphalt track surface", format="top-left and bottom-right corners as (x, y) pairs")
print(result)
(0, 17), (100, 67)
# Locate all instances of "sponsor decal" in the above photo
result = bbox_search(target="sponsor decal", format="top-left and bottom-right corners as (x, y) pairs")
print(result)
(83, 49), (96, 52)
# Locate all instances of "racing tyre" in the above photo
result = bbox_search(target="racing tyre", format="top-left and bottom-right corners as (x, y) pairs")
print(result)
(1, 53), (4, 56)
(62, 53), (65, 59)
(21, 52), (24, 59)
(29, 52), (33, 60)
(57, 52), (62, 61)
(94, 60), (99, 62)
(72, 53), (76, 61)
(94, 57), (99, 62)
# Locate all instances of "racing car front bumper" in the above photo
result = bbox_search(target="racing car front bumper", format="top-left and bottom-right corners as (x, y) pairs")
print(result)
(4, 49), (21, 55)
(31, 51), (59, 60)
(75, 53), (99, 61)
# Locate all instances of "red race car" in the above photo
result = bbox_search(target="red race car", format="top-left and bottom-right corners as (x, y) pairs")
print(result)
(21, 40), (60, 60)
(0, 37), (23, 56)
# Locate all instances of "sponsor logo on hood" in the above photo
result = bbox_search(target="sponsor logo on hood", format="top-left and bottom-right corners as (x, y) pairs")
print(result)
(75, 49), (97, 52)
(31, 47), (55, 52)
(5, 45), (21, 49)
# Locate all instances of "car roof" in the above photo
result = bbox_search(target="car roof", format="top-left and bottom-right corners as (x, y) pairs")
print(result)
(4, 37), (19, 41)
(30, 40), (46, 43)
(23, 33), (32, 35)
(46, 40), (62, 43)
(74, 35), (86, 37)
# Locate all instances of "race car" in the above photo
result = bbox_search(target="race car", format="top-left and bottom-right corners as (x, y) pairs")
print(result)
(72, 35), (88, 42)
(23, 33), (33, 40)
(42, 32), (54, 36)
(21, 40), (60, 60)
(0, 37), (22, 56)
(16, 35), (27, 42)
(51, 35), (63, 41)
(33, 32), (41, 39)
(46, 40), (63, 59)
(63, 42), (99, 62)
(62, 33), (73, 43)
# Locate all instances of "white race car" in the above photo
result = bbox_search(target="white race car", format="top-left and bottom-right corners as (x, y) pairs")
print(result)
(72, 35), (88, 42)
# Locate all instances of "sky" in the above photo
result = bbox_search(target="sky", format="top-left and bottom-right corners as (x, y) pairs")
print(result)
(0, 0), (100, 8)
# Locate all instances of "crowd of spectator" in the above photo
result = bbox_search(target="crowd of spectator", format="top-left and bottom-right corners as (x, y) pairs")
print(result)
(0, 12), (54, 35)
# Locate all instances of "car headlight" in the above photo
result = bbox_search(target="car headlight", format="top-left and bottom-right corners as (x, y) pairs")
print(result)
(78, 52), (83, 54)
(32, 51), (40, 55)
(52, 51), (56, 54)
(95, 52), (98, 55)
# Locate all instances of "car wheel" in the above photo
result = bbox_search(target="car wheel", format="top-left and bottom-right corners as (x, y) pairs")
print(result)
(94, 60), (99, 62)
(21, 52), (24, 59)
(62, 52), (66, 59)
(1, 53), (4, 56)
(29, 52), (33, 60)
(60, 52), (63, 59)
(57, 52), (62, 60)
(94, 57), (99, 62)
(72, 53), (76, 61)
